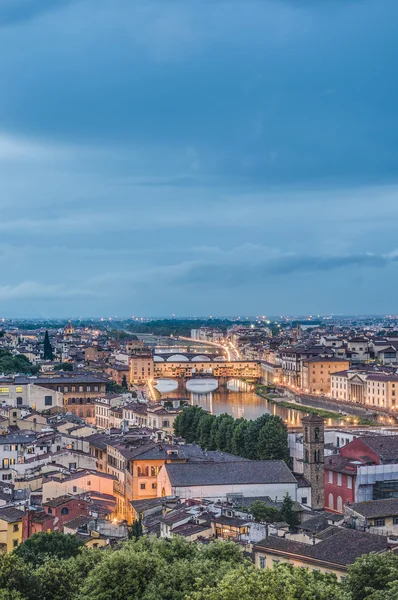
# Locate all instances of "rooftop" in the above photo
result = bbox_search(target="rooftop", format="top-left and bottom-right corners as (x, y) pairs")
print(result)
(255, 528), (389, 567)
(164, 460), (297, 487)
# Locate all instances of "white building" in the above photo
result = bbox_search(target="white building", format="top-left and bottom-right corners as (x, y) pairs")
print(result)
(157, 460), (298, 502)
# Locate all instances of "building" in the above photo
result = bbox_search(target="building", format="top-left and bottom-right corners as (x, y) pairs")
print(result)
(129, 353), (154, 385)
(302, 414), (325, 510)
(0, 506), (25, 552)
(254, 528), (390, 580)
(325, 434), (398, 512)
(0, 382), (63, 412)
(344, 498), (398, 536)
(158, 460), (298, 501)
(42, 495), (89, 531)
(301, 358), (350, 395)
(42, 470), (116, 503)
(330, 370), (398, 408)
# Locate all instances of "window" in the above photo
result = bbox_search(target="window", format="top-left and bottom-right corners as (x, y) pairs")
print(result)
(61, 507), (69, 515)
(314, 427), (320, 441)
(13, 523), (19, 532)
(328, 471), (333, 484)
(140, 483), (146, 490)
(45, 396), (53, 406)
(152, 483), (157, 489)
(304, 450), (309, 463)
(48, 507), (53, 514)
(374, 518), (385, 527)
(73, 486), (77, 493)
(301, 496), (307, 504)
(328, 493), (334, 509)
(13, 540), (18, 548)
(259, 556), (266, 569)
(16, 397), (23, 406)
(347, 476), (352, 489)
(393, 517), (398, 525)
(337, 496), (343, 512)
(337, 473), (342, 486)
(151, 466), (157, 477)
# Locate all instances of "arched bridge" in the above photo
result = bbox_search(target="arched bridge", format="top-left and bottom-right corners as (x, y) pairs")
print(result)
(154, 353), (227, 362)
(154, 359), (261, 382)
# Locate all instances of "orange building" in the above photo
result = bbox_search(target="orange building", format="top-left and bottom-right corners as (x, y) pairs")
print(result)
(301, 358), (350, 395)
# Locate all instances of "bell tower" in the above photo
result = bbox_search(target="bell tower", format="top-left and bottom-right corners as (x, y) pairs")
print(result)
(302, 414), (325, 510)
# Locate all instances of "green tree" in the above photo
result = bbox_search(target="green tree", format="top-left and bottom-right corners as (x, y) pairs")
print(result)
(80, 546), (162, 600)
(345, 552), (398, 600)
(121, 374), (128, 389)
(36, 559), (77, 600)
(250, 501), (281, 523)
(231, 420), (249, 456)
(280, 493), (299, 528)
(188, 564), (342, 600)
(14, 532), (84, 567)
(257, 417), (290, 462)
(54, 362), (73, 371)
(43, 330), (54, 360)
(0, 553), (38, 600)
(129, 518), (144, 539)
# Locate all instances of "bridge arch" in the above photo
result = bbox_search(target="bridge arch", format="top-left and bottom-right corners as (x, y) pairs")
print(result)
(166, 354), (189, 362)
(191, 355), (211, 362)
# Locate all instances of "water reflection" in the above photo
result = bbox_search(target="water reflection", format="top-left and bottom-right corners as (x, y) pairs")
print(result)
(157, 378), (344, 427)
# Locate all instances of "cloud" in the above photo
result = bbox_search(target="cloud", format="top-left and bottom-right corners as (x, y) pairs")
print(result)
(88, 245), (398, 290)
(0, 281), (94, 300)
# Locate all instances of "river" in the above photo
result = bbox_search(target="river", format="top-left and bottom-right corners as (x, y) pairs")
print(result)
(155, 378), (345, 427)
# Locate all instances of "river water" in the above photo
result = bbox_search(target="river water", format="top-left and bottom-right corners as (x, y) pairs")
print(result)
(155, 378), (344, 428)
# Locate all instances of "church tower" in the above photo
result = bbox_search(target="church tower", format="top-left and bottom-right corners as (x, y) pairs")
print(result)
(302, 414), (325, 510)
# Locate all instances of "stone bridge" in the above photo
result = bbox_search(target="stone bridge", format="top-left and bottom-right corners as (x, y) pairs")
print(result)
(154, 359), (261, 383)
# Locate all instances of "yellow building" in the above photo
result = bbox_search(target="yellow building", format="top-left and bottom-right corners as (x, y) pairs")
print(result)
(129, 353), (154, 385)
(0, 507), (24, 552)
(301, 358), (350, 395)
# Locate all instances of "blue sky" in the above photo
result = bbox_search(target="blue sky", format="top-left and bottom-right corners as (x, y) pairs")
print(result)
(1, 0), (398, 317)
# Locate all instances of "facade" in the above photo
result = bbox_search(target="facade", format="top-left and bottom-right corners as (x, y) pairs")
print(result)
(42, 495), (89, 531)
(0, 382), (63, 412)
(158, 460), (298, 501)
(0, 507), (24, 552)
(330, 370), (398, 408)
(129, 353), (154, 384)
(301, 358), (350, 395)
(302, 414), (325, 510)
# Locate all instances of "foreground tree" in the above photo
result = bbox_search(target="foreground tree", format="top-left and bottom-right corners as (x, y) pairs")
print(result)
(14, 531), (84, 567)
(188, 564), (342, 600)
(346, 552), (398, 600)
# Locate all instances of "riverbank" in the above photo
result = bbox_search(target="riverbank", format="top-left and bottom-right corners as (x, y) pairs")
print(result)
(255, 385), (376, 425)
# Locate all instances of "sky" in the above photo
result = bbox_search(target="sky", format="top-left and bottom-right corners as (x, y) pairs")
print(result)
(1, 0), (398, 318)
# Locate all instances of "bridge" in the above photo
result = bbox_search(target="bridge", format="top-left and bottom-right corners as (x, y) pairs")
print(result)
(153, 360), (261, 383)
(154, 353), (227, 362)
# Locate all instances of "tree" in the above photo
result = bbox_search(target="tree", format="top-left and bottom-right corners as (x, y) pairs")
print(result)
(43, 330), (54, 361)
(188, 564), (342, 600)
(345, 552), (398, 600)
(121, 375), (128, 389)
(0, 553), (38, 600)
(14, 532), (84, 567)
(280, 493), (299, 528)
(129, 518), (143, 539)
(54, 362), (73, 372)
(35, 559), (77, 600)
(257, 417), (290, 462)
(250, 501), (281, 523)
(80, 546), (162, 600)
